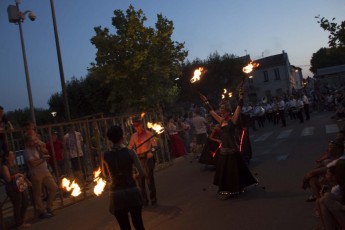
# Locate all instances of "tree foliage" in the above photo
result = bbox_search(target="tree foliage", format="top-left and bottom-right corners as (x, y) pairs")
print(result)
(310, 47), (345, 73)
(316, 16), (345, 48)
(89, 5), (188, 113)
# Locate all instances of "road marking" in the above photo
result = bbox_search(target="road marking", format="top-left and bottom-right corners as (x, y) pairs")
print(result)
(276, 129), (293, 139)
(325, 124), (339, 134)
(301, 127), (315, 136)
(254, 131), (274, 142)
(276, 154), (289, 161)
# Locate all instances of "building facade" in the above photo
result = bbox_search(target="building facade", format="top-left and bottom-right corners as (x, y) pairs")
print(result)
(244, 51), (303, 103)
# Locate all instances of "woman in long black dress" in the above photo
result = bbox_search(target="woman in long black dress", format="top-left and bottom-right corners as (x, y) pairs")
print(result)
(102, 125), (145, 230)
(200, 91), (258, 200)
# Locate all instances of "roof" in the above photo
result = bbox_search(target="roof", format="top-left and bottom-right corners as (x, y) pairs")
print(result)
(255, 53), (288, 69)
(315, 64), (345, 77)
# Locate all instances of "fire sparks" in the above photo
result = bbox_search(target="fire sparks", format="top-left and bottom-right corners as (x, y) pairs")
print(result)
(93, 168), (107, 196)
(190, 67), (206, 83)
(61, 178), (81, 197)
(242, 61), (259, 74)
(147, 122), (164, 134)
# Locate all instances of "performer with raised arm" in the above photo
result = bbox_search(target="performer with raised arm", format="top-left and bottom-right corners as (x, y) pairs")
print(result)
(200, 88), (257, 200)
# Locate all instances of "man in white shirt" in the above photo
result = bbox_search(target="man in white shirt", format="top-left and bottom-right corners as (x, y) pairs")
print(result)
(191, 108), (208, 158)
(302, 93), (310, 120)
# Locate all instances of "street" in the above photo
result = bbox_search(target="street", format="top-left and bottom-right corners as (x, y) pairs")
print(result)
(28, 111), (342, 230)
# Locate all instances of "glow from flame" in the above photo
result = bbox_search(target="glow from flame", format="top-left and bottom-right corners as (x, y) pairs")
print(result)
(62, 178), (82, 197)
(222, 89), (233, 100)
(190, 67), (205, 83)
(140, 112), (146, 119)
(147, 122), (164, 134)
(93, 168), (107, 196)
(242, 61), (259, 74)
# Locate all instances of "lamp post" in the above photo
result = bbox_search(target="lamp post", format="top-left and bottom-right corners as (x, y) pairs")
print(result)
(49, 0), (71, 121)
(7, 0), (37, 124)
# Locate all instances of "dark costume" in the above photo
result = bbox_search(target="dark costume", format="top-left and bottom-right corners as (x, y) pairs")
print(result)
(213, 120), (257, 195)
(103, 146), (144, 230)
(199, 126), (221, 166)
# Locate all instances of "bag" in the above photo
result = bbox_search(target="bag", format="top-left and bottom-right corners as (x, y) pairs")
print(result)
(14, 176), (28, 192)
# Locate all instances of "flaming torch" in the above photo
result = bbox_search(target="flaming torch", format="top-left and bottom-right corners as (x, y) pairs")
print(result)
(93, 167), (107, 196)
(61, 178), (82, 197)
(190, 67), (206, 83)
(239, 60), (260, 89)
(147, 122), (165, 134)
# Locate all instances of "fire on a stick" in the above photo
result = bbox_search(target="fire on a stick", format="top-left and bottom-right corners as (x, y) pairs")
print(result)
(93, 167), (107, 196)
(242, 61), (259, 74)
(147, 122), (164, 134)
(61, 178), (81, 197)
(190, 67), (206, 83)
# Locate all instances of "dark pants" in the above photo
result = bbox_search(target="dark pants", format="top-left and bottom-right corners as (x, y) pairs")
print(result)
(138, 158), (156, 205)
(114, 206), (145, 230)
(279, 110), (286, 127)
(304, 104), (310, 120)
(6, 185), (28, 227)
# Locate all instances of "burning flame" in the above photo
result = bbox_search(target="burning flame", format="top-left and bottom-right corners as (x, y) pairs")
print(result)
(222, 89), (233, 100)
(147, 122), (164, 134)
(242, 61), (259, 74)
(190, 67), (205, 83)
(93, 168), (107, 196)
(140, 112), (146, 119)
(61, 178), (81, 197)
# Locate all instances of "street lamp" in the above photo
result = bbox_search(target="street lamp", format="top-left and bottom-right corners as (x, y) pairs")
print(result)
(7, 0), (36, 124)
(49, 0), (71, 121)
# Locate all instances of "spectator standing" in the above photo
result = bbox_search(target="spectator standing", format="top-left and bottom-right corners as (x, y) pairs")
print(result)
(191, 108), (208, 158)
(166, 117), (186, 158)
(24, 134), (58, 219)
(2, 150), (31, 228)
(302, 93), (311, 120)
(46, 131), (64, 178)
(64, 126), (85, 184)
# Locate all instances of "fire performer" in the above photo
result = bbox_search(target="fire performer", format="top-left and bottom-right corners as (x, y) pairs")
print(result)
(102, 125), (145, 230)
(200, 88), (258, 200)
(128, 117), (158, 207)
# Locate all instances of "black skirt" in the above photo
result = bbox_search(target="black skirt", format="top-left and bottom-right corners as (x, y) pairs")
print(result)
(213, 151), (257, 194)
(198, 139), (220, 166)
(109, 187), (142, 213)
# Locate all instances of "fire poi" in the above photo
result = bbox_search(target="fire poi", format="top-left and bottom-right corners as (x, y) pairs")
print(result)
(61, 178), (81, 197)
(61, 167), (107, 197)
(93, 167), (107, 196)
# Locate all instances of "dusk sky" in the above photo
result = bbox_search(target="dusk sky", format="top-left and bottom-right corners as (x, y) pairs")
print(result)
(0, 0), (344, 112)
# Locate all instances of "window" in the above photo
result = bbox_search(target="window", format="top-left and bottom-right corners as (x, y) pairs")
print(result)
(274, 68), (280, 80)
(264, 71), (269, 82)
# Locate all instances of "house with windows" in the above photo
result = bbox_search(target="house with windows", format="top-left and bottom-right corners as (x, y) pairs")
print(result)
(244, 51), (303, 103)
(314, 64), (345, 91)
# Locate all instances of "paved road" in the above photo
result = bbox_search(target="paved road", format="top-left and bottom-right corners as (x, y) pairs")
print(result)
(26, 111), (342, 230)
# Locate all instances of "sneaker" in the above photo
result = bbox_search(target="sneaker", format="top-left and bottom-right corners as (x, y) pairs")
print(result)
(39, 212), (53, 219)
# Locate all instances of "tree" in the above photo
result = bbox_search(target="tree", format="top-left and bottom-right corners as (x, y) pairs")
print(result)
(309, 16), (345, 73)
(89, 5), (188, 113)
(316, 16), (345, 48)
(310, 47), (345, 74)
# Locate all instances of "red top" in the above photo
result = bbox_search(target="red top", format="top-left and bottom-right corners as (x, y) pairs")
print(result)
(46, 140), (64, 163)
